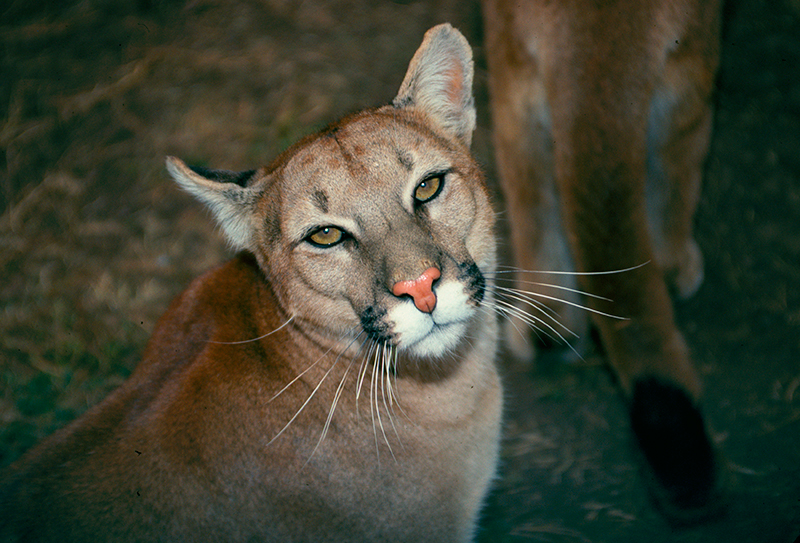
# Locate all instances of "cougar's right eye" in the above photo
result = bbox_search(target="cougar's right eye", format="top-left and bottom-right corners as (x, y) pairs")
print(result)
(414, 174), (444, 204)
(306, 226), (345, 248)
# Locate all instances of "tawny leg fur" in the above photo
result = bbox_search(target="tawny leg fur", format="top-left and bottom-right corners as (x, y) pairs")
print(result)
(647, 50), (717, 300)
(485, 12), (587, 362)
(483, 0), (723, 515)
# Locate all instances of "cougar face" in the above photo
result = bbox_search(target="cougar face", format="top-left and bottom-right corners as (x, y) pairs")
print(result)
(239, 112), (496, 362)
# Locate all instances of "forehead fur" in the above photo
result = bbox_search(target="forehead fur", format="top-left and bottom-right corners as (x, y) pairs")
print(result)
(278, 114), (434, 197)
(269, 109), (479, 246)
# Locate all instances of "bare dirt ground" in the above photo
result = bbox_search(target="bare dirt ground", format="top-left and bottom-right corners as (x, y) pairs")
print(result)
(1, 0), (798, 541)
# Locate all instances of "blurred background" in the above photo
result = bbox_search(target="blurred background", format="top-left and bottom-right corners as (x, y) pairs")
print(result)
(1, 0), (798, 541)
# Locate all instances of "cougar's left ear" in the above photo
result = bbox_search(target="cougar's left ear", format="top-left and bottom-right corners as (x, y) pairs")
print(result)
(166, 156), (265, 250)
(393, 23), (476, 148)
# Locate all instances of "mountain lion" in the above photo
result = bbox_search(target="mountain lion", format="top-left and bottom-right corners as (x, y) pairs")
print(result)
(1, 25), (502, 542)
(482, 0), (723, 516)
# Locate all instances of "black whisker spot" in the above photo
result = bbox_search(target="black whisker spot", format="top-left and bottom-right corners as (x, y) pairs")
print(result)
(458, 261), (485, 304)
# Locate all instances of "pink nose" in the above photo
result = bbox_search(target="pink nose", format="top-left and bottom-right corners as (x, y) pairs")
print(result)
(392, 267), (441, 313)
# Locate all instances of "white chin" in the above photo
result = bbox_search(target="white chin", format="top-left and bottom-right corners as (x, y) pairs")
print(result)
(405, 321), (468, 359)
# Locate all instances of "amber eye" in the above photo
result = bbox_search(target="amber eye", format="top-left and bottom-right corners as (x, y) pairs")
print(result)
(307, 226), (345, 248)
(414, 174), (444, 204)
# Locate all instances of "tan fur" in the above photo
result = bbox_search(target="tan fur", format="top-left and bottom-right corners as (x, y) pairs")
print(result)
(482, 0), (724, 515)
(1, 25), (501, 542)
(482, 0), (721, 396)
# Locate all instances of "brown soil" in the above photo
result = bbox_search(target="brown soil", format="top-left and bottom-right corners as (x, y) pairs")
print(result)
(1, 0), (798, 541)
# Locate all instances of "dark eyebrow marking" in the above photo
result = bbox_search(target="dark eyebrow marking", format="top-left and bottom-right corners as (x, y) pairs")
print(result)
(312, 189), (329, 213)
(396, 149), (414, 172)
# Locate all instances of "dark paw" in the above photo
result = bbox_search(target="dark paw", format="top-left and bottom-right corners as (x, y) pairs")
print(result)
(630, 377), (724, 521)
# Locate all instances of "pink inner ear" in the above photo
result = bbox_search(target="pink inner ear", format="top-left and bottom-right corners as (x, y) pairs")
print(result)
(444, 63), (464, 107)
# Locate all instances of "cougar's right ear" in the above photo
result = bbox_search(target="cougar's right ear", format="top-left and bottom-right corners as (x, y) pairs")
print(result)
(166, 156), (266, 251)
(393, 23), (476, 148)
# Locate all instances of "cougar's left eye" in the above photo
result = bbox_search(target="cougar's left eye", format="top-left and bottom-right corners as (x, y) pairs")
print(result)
(306, 226), (345, 248)
(414, 173), (444, 204)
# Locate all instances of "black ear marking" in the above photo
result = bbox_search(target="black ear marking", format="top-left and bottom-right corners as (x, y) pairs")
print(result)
(391, 95), (414, 109)
(188, 165), (257, 188)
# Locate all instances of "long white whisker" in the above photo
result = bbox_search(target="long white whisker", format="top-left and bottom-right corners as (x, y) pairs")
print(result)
(492, 288), (576, 336)
(267, 329), (363, 447)
(491, 298), (584, 360)
(489, 277), (612, 302)
(304, 356), (359, 467)
(370, 342), (381, 465)
(378, 343), (398, 462)
(269, 325), (360, 402)
(356, 339), (379, 406)
(318, 332), (372, 442)
(384, 344), (405, 450)
(388, 345), (401, 409)
(386, 346), (414, 426)
(492, 261), (650, 276)
(491, 298), (568, 344)
(353, 338), (374, 419)
(475, 302), (531, 343)
(372, 344), (393, 460)
(384, 343), (395, 408)
(494, 285), (626, 321)
(493, 285), (562, 320)
(208, 315), (295, 344)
